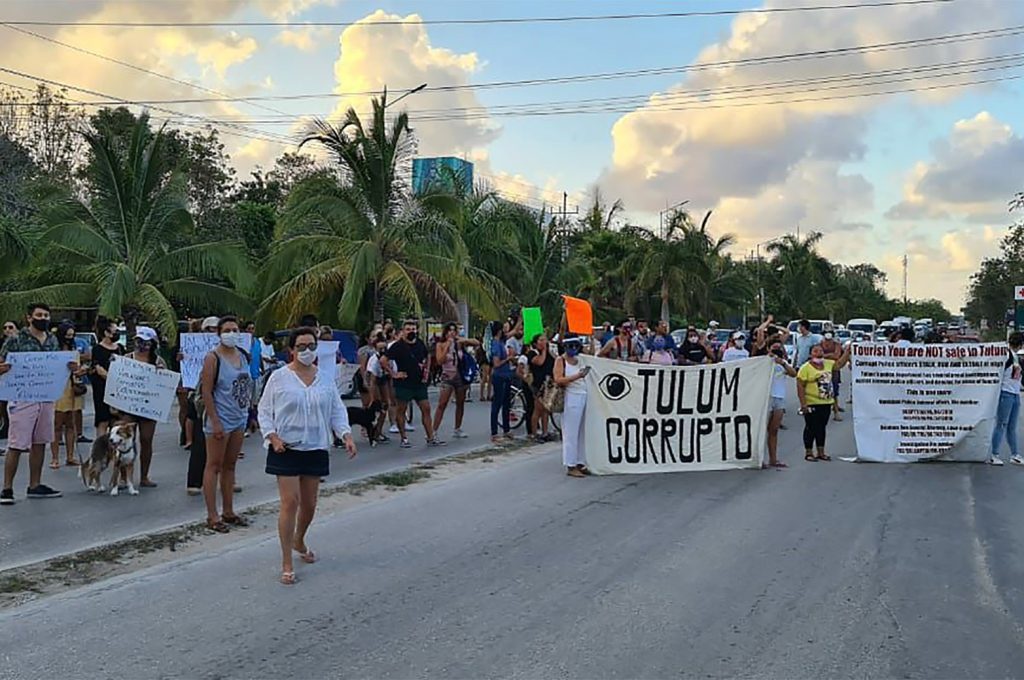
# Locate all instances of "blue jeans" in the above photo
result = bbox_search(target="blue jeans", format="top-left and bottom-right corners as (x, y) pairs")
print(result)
(991, 391), (1021, 458)
(491, 373), (512, 436)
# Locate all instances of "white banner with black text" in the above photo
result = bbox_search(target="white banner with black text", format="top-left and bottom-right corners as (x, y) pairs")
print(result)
(851, 343), (1005, 463)
(579, 355), (772, 474)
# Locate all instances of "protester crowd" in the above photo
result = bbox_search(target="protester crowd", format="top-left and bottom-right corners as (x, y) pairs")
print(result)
(0, 303), (1020, 583)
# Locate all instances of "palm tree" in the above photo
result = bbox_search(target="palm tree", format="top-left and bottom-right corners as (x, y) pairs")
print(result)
(260, 94), (500, 327)
(622, 210), (738, 324)
(765, 232), (834, 317)
(1, 114), (251, 343)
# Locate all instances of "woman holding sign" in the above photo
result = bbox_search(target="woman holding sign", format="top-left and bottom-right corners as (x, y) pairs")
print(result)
(258, 327), (356, 585)
(90, 317), (123, 438)
(989, 332), (1022, 466)
(200, 316), (253, 533)
(796, 343), (852, 462)
(126, 327), (166, 487)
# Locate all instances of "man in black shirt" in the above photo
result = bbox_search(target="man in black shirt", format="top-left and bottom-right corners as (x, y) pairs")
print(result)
(386, 320), (442, 449)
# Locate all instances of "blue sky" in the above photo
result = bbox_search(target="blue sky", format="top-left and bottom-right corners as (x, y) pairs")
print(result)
(1, 0), (1022, 310)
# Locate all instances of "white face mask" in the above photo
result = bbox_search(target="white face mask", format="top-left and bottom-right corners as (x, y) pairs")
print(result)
(297, 348), (317, 366)
(220, 332), (240, 348)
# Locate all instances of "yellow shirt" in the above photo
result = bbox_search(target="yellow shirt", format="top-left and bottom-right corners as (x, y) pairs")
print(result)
(797, 359), (836, 405)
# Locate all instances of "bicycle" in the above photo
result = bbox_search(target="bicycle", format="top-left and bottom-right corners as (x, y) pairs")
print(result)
(508, 381), (560, 435)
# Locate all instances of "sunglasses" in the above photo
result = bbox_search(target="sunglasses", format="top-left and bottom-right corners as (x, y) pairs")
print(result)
(3, 325), (15, 330)
(294, 342), (318, 351)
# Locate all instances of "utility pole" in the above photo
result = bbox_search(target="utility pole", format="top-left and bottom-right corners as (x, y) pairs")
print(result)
(551, 191), (579, 262)
(902, 253), (909, 306)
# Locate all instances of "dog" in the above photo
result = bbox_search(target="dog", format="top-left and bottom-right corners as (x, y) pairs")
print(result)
(347, 401), (385, 447)
(79, 422), (139, 496)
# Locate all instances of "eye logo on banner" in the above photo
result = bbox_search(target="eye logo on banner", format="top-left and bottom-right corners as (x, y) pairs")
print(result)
(598, 372), (631, 401)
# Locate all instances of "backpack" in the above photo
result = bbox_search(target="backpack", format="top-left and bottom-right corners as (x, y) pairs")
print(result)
(190, 348), (250, 423)
(459, 350), (479, 384)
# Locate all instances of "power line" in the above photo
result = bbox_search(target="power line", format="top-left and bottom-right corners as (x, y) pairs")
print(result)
(109, 50), (1024, 122)
(0, 23), (292, 120)
(36, 21), (1022, 106)
(0, 1), (956, 28)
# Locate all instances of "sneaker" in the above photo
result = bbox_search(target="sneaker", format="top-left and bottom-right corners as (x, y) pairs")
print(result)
(26, 484), (62, 499)
(1011, 455), (1024, 466)
(452, 429), (468, 439)
(406, 423), (415, 432)
(186, 487), (202, 496)
(375, 434), (391, 443)
(0, 488), (13, 505)
(427, 438), (447, 447)
(989, 456), (1005, 466)
(389, 424), (400, 434)
(77, 435), (93, 444)
(400, 439), (412, 449)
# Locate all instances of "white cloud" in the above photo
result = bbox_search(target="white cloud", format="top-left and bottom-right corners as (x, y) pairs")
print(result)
(274, 26), (333, 52)
(887, 111), (1024, 223)
(595, 0), (1024, 310)
(327, 10), (500, 159)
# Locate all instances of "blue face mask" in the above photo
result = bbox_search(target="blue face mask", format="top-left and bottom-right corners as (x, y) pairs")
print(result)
(565, 345), (580, 357)
(653, 337), (666, 351)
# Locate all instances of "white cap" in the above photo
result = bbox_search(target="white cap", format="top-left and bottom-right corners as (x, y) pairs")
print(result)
(732, 331), (745, 341)
(135, 326), (158, 342)
(709, 321), (719, 327)
(201, 316), (219, 331)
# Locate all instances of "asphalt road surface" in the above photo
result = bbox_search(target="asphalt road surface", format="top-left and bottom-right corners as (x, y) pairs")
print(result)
(4, 382), (1024, 679)
(0, 389), (516, 569)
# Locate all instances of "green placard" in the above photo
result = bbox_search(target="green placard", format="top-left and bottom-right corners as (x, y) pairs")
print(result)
(522, 307), (544, 344)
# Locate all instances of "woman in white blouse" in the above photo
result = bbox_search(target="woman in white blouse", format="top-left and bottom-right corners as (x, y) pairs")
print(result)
(258, 327), (357, 585)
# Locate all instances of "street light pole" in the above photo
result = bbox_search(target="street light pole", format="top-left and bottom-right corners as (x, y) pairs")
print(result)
(658, 199), (690, 239)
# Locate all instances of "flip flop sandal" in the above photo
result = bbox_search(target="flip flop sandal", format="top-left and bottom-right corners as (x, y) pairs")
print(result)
(817, 453), (832, 461)
(206, 520), (230, 534)
(222, 514), (249, 527)
(280, 571), (296, 585)
(295, 548), (317, 564)
(65, 459), (79, 466)
(804, 453), (818, 462)
(771, 461), (789, 469)
(140, 480), (158, 488)
(49, 461), (60, 470)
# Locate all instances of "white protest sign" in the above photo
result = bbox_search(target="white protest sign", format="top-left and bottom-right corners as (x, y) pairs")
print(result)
(104, 357), (181, 422)
(0, 351), (77, 402)
(851, 343), (1005, 463)
(1015, 285), (1024, 301)
(317, 341), (340, 385)
(179, 333), (252, 389)
(579, 355), (772, 474)
(336, 363), (358, 397)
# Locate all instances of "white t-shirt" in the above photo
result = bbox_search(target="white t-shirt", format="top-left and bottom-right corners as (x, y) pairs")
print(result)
(722, 347), (749, 362)
(367, 352), (384, 378)
(1001, 351), (1022, 394)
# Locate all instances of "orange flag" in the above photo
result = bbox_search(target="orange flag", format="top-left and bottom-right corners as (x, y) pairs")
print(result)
(562, 295), (593, 335)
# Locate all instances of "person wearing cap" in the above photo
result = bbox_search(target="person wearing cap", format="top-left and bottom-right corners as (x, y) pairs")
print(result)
(201, 316), (219, 333)
(554, 335), (592, 477)
(820, 330), (844, 421)
(123, 326), (166, 488)
(721, 331), (750, 362)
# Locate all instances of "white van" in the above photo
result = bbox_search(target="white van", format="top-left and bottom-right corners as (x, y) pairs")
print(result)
(786, 319), (835, 336)
(846, 318), (877, 336)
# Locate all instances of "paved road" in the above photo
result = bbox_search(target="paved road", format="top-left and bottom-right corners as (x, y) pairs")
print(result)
(5, 384), (1024, 678)
(0, 389), (521, 569)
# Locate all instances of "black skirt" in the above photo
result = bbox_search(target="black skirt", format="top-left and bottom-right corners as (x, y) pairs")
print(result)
(265, 447), (329, 478)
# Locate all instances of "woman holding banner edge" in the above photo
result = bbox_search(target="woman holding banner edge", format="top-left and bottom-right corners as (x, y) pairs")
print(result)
(796, 343), (852, 462)
(554, 335), (591, 477)
(989, 332), (1022, 466)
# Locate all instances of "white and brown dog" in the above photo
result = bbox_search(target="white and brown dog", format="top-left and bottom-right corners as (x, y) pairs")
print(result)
(79, 422), (139, 496)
